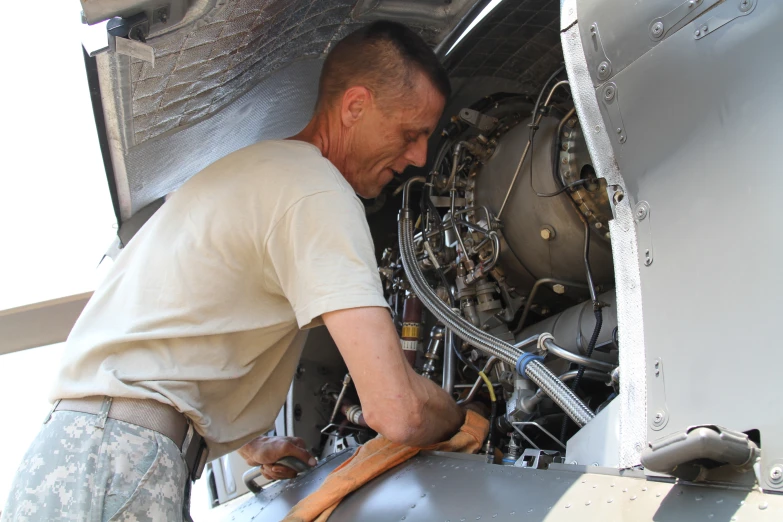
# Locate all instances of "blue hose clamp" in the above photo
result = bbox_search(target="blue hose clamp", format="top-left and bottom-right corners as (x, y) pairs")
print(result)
(516, 352), (544, 378)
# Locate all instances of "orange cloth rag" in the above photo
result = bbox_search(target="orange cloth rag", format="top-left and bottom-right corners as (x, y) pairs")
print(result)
(283, 410), (489, 522)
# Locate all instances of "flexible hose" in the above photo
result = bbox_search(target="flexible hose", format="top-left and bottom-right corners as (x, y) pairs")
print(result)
(398, 179), (595, 427)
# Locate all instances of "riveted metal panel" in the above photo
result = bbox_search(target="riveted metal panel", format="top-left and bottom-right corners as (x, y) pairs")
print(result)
(578, 0), (783, 491)
(235, 451), (783, 521)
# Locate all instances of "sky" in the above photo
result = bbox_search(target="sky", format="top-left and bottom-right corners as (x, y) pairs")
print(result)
(0, 1), (116, 312)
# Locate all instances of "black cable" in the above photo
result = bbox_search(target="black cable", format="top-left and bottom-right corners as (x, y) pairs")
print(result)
(452, 339), (481, 374)
(560, 305), (603, 442)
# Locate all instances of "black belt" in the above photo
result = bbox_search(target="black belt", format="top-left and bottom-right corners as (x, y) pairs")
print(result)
(53, 396), (208, 481)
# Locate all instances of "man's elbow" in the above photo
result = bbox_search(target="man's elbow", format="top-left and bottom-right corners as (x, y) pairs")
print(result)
(363, 400), (426, 445)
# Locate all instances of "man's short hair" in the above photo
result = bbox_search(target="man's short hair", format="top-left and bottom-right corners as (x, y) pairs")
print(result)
(316, 21), (450, 112)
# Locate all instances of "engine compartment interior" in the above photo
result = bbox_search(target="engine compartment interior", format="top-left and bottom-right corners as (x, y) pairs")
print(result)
(294, 70), (622, 469)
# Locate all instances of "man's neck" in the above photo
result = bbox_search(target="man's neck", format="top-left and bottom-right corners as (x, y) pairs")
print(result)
(289, 111), (348, 174)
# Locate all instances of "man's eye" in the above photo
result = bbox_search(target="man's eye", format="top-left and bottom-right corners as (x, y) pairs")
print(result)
(404, 134), (417, 144)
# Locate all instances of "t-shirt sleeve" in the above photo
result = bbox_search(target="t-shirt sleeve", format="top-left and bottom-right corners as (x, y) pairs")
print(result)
(265, 190), (389, 329)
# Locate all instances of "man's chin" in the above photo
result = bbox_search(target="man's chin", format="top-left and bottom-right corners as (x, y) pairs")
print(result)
(357, 187), (383, 200)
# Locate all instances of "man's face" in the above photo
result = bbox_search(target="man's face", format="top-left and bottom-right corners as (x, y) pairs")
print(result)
(343, 74), (445, 199)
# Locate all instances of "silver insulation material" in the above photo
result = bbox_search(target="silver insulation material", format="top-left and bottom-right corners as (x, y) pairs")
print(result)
(561, 7), (647, 468)
(126, 58), (322, 215)
(130, 0), (364, 145)
(448, 0), (562, 86)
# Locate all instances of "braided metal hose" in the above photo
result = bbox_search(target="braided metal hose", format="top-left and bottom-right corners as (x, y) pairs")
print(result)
(525, 359), (595, 427)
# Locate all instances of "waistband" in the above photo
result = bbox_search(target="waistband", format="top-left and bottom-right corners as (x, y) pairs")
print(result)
(53, 396), (208, 481)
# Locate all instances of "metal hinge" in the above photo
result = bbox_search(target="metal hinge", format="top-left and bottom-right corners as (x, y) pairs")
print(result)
(694, 0), (757, 40)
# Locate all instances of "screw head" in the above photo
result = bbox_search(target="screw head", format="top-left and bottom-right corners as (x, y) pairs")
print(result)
(618, 135), (627, 144)
(597, 61), (611, 80)
(770, 466), (783, 484)
(739, 0), (752, 12)
(654, 412), (663, 423)
(651, 21), (664, 38)
(695, 29), (702, 37)
(552, 284), (566, 294)
(604, 85), (616, 101)
(540, 226), (555, 240)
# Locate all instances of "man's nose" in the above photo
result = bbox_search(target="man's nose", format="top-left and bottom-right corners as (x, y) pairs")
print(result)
(404, 137), (428, 168)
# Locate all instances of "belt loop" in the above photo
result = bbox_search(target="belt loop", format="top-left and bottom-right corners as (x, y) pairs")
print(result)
(94, 396), (113, 430)
(43, 399), (61, 424)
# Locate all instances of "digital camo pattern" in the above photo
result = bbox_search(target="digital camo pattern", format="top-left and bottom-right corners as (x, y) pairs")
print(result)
(1, 411), (188, 522)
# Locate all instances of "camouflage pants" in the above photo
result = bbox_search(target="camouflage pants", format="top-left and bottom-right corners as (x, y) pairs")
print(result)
(1, 409), (188, 522)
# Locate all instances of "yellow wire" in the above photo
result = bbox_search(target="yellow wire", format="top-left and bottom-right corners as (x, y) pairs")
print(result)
(477, 371), (496, 402)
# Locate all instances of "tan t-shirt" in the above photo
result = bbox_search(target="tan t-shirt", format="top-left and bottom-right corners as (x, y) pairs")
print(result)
(51, 140), (388, 458)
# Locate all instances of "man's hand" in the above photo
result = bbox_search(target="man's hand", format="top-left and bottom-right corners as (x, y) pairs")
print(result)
(238, 436), (317, 481)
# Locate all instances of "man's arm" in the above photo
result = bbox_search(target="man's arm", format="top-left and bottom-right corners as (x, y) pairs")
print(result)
(323, 306), (464, 447)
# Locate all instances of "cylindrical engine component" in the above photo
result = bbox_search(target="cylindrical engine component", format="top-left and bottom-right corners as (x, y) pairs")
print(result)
(442, 329), (456, 395)
(401, 295), (423, 367)
(422, 326), (444, 378)
(518, 290), (617, 361)
(340, 402), (369, 428)
(472, 114), (614, 296)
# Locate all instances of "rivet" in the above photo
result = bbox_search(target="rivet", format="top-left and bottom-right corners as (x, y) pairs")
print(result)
(696, 496), (704, 501)
(607, 498), (614, 503)
(619, 135), (627, 144)
(565, 504), (571, 509)
(759, 502), (768, 510)
(422, 493), (427, 498)
(493, 515), (498, 519)
(740, 500), (745, 505)
(708, 514), (714, 519)
(631, 495), (637, 500)
(642, 487), (648, 492)
(656, 493), (661, 498)
(585, 500), (592, 506)
(623, 488), (628, 492)
(411, 504), (416, 508)
(593, 485), (598, 489)
(510, 512), (515, 515)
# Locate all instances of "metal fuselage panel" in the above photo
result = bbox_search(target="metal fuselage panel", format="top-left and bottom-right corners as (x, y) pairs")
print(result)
(237, 451), (783, 521)
(570, 0), (783, 491)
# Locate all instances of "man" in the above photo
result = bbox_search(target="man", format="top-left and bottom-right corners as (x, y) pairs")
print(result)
(2, 20), (463, 521)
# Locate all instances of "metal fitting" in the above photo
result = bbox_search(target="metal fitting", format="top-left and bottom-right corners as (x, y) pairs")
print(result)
(770, 466), (783, 484)
(540, 226), (555, 241)
(552, 284), (566, 295)
(537, 333), (555, 354)
(603, 85), (616, 101)
(739, 0), (753, 13)
(650, 21), (664, 40)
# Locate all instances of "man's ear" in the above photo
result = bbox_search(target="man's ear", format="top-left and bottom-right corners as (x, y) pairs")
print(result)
(340, 86), (371, 128)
